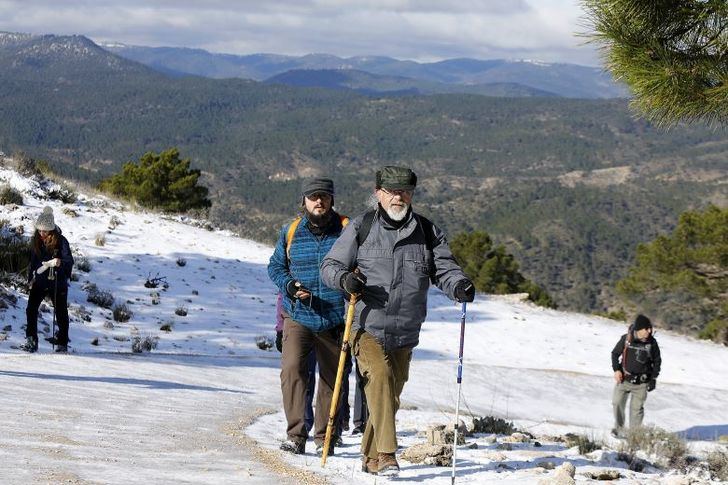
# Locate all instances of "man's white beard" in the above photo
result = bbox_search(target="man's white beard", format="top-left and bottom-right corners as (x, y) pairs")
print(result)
(386, 203), (409, 221)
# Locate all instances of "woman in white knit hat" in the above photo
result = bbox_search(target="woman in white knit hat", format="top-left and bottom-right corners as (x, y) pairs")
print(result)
(20, 206), (74, 353)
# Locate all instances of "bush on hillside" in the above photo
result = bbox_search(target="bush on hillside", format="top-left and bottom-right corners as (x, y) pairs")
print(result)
(707, 449), (728, 482)
(621, 426), (688, 469)
(131, 334), (158, 353)
(99, 148), (211, 213)
(617, 205), (728, 341)
(112, 303), (133, 323)
(0, 185), (23, 205)
(564, 433), (602, 455)
(85, 283), (114, 309)
(471, 416), (518, 435)
(451, 231), (556, 308)
(0, 220), (29, 275)
(46, 183), (77, 203)
(12, 153), (42, 178)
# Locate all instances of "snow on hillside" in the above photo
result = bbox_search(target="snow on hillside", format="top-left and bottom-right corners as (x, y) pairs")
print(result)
(1, 166), (727, 484)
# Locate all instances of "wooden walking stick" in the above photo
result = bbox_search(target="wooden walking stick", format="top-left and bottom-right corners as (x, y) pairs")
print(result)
(321, 292), (358, 467)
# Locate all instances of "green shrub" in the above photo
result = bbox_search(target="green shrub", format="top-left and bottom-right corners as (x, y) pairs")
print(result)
(622, 426), (688, 469)
(617, 205), (727, 337)
(131, 334), (158, 353)
(99, 148), (211, 212)
(564, 433), (601, 455)
(85, 283), (114, 309)
(13, 154), (42, 177)
(0, 185), (23, 205)
(0, 220), (29, 274)
(595, 309), (628, 321)
(47, 183), (77, 203)
(706, 449), (728, 482)
(699, 319), (728, 345)
(112, 303), (133, 323)
(451, 231), (556, 308)
(471, 416), (517, 435)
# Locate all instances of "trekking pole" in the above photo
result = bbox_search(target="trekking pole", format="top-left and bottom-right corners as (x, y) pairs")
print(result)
(321, 292), (358, 467)
(50, 262), (57, 352)
(451, 302), (467, 484)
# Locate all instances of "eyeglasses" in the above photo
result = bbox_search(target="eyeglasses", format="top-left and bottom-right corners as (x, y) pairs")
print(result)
(380, 187), (413, 198)
(306, 192), (332, 201)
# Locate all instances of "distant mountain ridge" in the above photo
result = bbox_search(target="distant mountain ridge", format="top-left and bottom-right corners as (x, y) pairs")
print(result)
(102, 42), (628, 99)
(265, 68), (559, 97)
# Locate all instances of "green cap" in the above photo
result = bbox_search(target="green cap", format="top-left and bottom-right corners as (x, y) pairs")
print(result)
(376, 166), (417, 190)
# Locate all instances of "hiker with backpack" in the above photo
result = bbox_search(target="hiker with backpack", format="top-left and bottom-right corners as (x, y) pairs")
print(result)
(610, 314), (662, 438)
(267, 177), (349, 456)
(21, 206), (74, 353)
(320, 166), (475, 476)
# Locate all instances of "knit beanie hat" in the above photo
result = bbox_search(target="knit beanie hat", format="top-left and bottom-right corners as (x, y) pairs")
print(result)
(35, 206), (56, 231)
(633, 314), (652, 331)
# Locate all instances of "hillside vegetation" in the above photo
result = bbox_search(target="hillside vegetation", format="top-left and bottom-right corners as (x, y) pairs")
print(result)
(0, 33), (725, 321)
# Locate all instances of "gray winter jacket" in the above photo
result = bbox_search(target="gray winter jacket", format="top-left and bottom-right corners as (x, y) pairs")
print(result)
(320, 208), (467, 351)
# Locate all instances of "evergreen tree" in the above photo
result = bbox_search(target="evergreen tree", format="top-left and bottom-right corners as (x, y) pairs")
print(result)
(99, 148), (211, 212)
(450, 231), (556, 308)
(581, 0), (728, 126)
(617, 204), (727, 341)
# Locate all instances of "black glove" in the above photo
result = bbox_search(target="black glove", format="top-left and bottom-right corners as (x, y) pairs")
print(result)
(285, 280), (310, 301)
(341, 271), (367, 295)
(275, 330), (283, 353)
(647, 379), (656, 392)
(454, 279), (475, 303)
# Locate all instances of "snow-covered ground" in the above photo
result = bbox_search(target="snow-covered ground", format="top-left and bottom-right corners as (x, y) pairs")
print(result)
(1, 165), (727, 484)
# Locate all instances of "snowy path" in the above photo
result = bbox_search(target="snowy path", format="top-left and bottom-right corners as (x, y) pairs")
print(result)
(0, 353), (289, 485)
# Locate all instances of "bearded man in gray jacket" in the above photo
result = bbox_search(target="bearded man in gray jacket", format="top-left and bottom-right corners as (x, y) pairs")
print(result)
(320, 166), (474, 476)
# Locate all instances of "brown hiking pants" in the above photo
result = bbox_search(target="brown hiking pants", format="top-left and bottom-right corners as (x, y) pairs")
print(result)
(350, 330), (412, 459)
(280, 313), (342, 444)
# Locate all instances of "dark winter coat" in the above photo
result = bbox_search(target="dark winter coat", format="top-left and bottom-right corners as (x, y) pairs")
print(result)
(27, 228), (74, 290)
(268, 212), (347, 332)
(611, 332), (661, 381)
(320, 208), (468, 351)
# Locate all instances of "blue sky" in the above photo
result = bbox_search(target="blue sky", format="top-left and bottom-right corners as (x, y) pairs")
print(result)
(0, 0), (601, 65)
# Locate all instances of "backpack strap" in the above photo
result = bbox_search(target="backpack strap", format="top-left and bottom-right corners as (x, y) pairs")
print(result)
(285, 217), (302, 260)
(414, 213), (436, 252)
(356, 210), (377, 247)
(286, 214), (350, 259)
(621, 324), (634, 374)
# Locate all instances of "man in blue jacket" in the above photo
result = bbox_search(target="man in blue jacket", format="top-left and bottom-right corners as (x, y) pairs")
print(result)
(268, 178), (348, 456)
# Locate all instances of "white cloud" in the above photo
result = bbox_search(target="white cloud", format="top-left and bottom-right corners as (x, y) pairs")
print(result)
(0, 0), (600, 65)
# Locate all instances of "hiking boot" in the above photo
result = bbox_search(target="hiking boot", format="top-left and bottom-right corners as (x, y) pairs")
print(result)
(19, 336), (38, 353)
(377, 452), (399, 476)
(362, 456), (378, 475)
(45, 335), (71, 344)
(351, 424), (365, 435)
(315, 440), (335, 457)
(55, 344), (68, 353)
(334, 435), (344, 447)
(279, 437), (305, 455)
